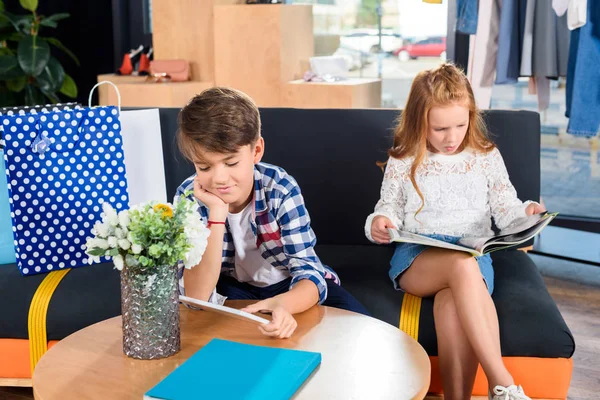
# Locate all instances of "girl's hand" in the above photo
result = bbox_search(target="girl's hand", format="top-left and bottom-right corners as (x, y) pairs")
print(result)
(525, 202), (546, 216)
(242, 301), (297, 339)
(193, 178), (228, 219)
(371, 215), (397, 244)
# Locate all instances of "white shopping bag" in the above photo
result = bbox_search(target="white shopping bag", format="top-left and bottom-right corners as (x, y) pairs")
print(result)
(120, 109), (168, 204)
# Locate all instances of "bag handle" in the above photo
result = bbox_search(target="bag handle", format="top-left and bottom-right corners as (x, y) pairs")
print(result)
(88, 81), (121, 113)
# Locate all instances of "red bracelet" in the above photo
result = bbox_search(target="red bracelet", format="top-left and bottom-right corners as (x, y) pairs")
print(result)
(207, 220), (226, 228)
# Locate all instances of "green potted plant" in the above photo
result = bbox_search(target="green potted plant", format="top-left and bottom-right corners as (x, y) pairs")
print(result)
(0, 0), (78, 106)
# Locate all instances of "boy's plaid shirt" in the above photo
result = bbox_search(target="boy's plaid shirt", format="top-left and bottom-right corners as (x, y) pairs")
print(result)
(175, 162), (340, 304)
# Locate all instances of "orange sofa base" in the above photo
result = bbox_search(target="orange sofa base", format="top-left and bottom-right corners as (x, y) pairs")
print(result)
(0, 339), (59, 381)
(1, 339), (573, 399)
(429, 356), (573, 399)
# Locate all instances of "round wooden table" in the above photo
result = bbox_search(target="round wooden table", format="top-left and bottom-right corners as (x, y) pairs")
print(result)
(33, 301), (430, 400)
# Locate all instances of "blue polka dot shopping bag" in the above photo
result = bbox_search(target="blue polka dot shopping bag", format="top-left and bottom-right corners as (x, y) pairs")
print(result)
(0, 82), (129, 276)
(0, 103), (81, 266)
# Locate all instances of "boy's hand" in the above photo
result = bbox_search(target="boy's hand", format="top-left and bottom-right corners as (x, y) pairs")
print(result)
(242, 301), (298, 339)
(371, 215), (397, 244)
(193, 178), (228, 219)
(525, 202), (546, 216)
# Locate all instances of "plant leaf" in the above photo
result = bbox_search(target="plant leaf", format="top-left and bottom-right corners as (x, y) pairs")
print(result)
(19, 0), (38, 12)
(6, 76), (26, 92)
(59, 73), (76, 98)
(39, 13), (69, 28)
(39, 19), (56, 28)
(36, 56), (64, 92)
(0, 12), (31, 33)
(0, 31), (26, 42)
(24, 83), (44, 105)
(0, 1), (5, 13)
(42, 37), (79, 66)
(87, 247), (106, 257)
(0, 54), (24, 79)
(42, 90), (60, 104)
(17, 35), (50, 76)
(0, 46), (13, 56)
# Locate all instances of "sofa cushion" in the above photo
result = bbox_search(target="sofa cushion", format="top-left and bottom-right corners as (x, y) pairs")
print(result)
(0, 262), (121, 340)
(316, 245), (575, 359)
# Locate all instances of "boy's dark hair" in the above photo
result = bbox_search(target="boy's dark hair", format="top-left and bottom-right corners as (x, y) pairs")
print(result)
(177, 87), (261, 161)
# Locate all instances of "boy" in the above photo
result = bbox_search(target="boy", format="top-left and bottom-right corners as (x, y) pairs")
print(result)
(176, 87), (368, 339)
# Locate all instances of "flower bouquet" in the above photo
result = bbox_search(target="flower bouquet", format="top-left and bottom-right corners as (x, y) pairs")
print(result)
(85, 194), (209, 359)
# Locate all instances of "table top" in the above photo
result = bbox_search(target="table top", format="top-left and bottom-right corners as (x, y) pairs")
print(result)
(33, 301), (430, 400)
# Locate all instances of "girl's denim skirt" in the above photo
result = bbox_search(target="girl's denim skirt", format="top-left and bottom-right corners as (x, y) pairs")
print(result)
(390, 234), (495, 295)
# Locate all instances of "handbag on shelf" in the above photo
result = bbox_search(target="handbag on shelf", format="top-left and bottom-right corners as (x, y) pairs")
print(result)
(148, 59), (190, 82)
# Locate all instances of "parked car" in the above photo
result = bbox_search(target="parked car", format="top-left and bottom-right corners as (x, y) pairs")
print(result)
(339, 29), (403, 54)
(393, 36), (446, 61)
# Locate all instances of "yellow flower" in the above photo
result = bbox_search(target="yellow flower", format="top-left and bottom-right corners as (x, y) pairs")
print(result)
(153, 204), (173, 218)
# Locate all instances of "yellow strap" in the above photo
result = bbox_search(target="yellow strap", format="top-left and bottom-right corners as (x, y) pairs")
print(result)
(399, 293), (422, 340)
(28, 269), (70, 373)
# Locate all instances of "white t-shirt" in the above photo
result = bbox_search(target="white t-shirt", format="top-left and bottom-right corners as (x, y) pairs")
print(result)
(228, 203), (290, 287)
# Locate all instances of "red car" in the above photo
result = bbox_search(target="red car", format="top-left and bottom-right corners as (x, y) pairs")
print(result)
(393, 37), (446, 61)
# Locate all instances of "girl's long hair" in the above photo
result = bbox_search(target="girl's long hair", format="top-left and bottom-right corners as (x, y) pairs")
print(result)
(388, 63), (495, 216)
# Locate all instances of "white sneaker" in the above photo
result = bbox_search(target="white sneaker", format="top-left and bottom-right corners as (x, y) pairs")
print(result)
(488, 385), (531, 400)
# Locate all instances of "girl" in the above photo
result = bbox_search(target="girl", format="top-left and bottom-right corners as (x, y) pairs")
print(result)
(365, 64), (544, 400)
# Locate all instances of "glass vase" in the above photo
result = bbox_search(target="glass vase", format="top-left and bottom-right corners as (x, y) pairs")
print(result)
(120, 263), (181, 359)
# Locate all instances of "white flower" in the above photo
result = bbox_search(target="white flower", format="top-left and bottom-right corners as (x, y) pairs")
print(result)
(118, 210), (130, 229)
(127, 231), (134, 243)
(87, 255), (101, 265)
(182, 215), (211, 269)
(94, 222), (110, 238)
(103, 202), (119, 227)
(113, 254), (124, 271)
(115, 228), (125, 239)
(107, 236), (118, 248)
(118, 239), (131, 250)
(88, 238), (109, 250)
(131, 243), (143, 254)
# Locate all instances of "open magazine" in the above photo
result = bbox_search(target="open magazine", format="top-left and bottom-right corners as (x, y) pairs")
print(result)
(387, 212), (558, 257)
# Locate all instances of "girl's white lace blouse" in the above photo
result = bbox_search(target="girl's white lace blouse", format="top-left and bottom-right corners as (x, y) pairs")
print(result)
(365, 147), (536, 242)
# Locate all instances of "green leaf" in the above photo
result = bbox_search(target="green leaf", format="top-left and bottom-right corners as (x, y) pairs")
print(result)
(42, 37), (79, 66)
(6, 76), (26, 92)
(59, 73), (76, 98)
(87, 247), (106, 257)
(17, 35), (50, 76)
(0, 46), (14, 56)
(0, 31), (26, 42)
(0, 12), (32, 33)
(41, 88), (59, 103)
(108, 248), (119, 257)
(0, 1), (5, 13)
(24, 83), (44, 105)
(39, 13), (69, 28)
(0, 55), (24, 79)
(36, 56), (64, 92)
(19, 0), (38, 12)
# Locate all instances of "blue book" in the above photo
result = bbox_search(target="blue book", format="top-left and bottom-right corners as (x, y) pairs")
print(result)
(144, 338), (321, 400)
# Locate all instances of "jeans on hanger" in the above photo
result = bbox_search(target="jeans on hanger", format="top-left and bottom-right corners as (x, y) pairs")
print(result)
(566, 0), (600, 137)
(457, 0), (479, 35)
